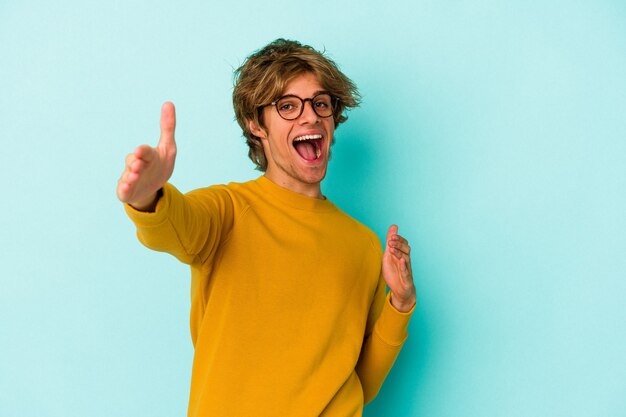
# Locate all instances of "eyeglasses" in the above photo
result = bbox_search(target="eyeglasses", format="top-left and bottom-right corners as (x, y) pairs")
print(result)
(262, 92), (339, 121)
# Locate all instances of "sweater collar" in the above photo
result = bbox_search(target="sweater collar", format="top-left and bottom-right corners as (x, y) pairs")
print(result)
(256, 176), (336, 212)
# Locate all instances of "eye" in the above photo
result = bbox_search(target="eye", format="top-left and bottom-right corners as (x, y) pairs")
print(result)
(279, 103), (295, 111)
(277, 98), (300, 113)
(314, 94), (333, 109)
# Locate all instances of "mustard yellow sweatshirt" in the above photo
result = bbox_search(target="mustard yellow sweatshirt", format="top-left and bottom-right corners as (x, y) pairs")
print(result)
(125, 176), (413, 417)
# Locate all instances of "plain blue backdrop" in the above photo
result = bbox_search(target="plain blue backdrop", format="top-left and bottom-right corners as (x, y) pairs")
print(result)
(1, 1), (625, 416)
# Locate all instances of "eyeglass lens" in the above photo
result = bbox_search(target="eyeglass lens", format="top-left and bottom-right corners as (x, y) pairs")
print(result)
(276, 94), (334, 120)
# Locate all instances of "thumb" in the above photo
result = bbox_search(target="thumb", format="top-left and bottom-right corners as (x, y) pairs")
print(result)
(386, 224), (398, 245)
(158, 101), (176, 149)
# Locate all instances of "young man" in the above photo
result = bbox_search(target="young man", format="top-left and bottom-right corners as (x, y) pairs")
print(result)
(117, 39), (416, 417)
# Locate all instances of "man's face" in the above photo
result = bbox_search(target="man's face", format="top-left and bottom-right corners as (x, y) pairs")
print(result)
(250, 72), (335, 198)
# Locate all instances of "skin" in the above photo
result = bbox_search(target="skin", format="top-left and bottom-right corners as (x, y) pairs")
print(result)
(116, 74), (416, 312)
(249, 72), (334, 199)
(116, 101), (177, 212)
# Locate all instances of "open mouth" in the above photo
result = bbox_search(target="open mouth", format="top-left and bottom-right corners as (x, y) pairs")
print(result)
(293, 134), (323, 161)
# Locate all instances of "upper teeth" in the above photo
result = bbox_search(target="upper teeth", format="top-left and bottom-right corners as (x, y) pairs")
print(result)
(294, 134), (322, 142)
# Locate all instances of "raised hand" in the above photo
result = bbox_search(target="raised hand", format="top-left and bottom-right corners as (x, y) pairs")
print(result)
(382, 225), (416, 312)
(116, 102), (178, 211)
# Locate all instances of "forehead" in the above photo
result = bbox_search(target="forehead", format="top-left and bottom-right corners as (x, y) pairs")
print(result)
(282, 72), (324, 96)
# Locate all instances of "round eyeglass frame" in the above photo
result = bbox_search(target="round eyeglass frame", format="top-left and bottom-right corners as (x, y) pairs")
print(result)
(260, 92), (340, 121)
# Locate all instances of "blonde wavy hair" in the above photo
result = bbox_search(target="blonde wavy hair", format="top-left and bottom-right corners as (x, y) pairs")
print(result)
(233, 39), (360, 171)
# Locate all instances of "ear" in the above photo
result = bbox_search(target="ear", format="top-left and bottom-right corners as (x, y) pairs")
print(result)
(248, 119), (267, 140)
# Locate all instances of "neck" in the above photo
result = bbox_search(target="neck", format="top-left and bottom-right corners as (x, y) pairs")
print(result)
(263, 173), (324, 199)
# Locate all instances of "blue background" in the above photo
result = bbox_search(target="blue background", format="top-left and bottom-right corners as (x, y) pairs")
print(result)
(1, 1), (625, 416)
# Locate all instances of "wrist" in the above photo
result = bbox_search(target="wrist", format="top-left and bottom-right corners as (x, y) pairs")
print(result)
(129, 189), (162, 212)
(390, 292), (416, 313)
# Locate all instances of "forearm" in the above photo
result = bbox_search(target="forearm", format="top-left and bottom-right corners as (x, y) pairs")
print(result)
(356, 293), (414, 403)
(125, 183), (229, 264)
(125, 184), (193, 263)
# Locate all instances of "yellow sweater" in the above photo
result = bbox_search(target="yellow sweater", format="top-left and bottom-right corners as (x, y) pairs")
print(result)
(125, 176), (413, 417)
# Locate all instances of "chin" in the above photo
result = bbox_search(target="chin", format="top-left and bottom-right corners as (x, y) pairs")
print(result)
(292, 171), (325, 186)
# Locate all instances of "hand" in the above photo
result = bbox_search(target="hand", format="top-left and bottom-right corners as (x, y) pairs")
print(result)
(116, 102), (178, 211)
(382, 225), (416, 312)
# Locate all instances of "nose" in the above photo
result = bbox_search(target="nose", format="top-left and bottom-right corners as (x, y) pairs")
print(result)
(298, 99), (320, 124)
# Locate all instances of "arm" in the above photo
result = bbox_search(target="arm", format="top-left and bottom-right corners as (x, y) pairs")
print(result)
(118, 102), (233, 264)
(125, 183), (234, 265)
(356, 225), (416, 403)
(116, 102), (177, 211)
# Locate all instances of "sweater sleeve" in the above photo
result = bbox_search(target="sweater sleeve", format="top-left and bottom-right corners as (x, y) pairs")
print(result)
(355, 277), (415, 404)
(124, 182), (234, 265)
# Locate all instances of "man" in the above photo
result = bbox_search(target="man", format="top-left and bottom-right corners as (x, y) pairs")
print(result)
(117, 39), (416, 417)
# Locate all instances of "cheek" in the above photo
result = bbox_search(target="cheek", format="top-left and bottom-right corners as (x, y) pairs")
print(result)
(259, 138), (272, 160)
(267, 119), (294, 141)
(264, 126), (292, 155)
(326, 122), (335, 144)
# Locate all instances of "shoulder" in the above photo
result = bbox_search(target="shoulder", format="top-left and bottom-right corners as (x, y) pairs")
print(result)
(331, 204), (383, 256)
(185, 178), (257, 199)
(184, 179), (258, 214)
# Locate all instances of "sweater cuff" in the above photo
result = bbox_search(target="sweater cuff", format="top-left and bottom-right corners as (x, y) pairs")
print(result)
(123, 183), (177, 226)
(373, 292), (415, 346)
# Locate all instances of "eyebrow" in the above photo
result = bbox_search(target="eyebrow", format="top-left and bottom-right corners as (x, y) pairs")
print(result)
(280, 90), (331, 99)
